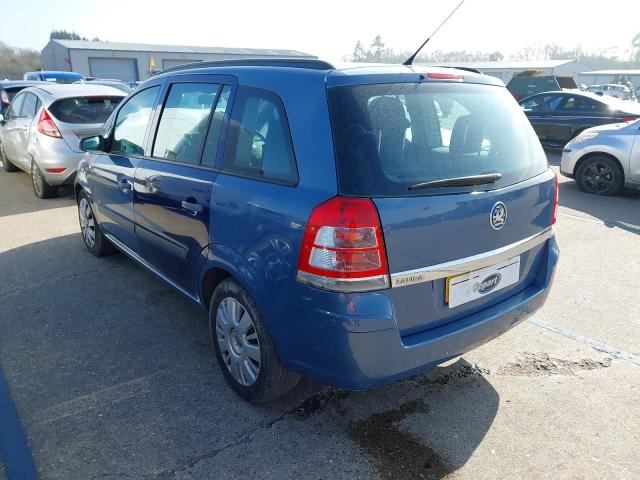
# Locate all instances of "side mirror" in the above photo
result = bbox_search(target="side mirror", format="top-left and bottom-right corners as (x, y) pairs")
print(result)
(0, 113), (4, 125)
(80, 135), (103, 152)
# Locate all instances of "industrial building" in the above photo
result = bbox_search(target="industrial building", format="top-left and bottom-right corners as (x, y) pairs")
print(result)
(577, 69), (640, 91)
(41, 39), (316, 82)
(434, 59), (592, 84)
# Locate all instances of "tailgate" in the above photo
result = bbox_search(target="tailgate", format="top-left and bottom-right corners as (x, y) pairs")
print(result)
(375, 169), (555, 335)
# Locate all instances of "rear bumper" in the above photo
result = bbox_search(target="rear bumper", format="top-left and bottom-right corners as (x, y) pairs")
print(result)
(33, 135), (84, 186)
(282, 236), (559, 390)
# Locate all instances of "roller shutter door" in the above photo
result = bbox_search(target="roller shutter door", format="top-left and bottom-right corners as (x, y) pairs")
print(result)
(89, 57), (138, 82)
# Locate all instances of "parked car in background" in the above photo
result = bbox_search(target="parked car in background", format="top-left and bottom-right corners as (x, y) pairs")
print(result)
(74, 79), (132, 94)
(519, 91), (640, 148)
(507, 75), (579, 101)
(0, 84), (125, 198)
(560, 119), (640, 195)
(74, 60), (558, 403)
(23, 71), (84, 84)
(0, 80), (44, 115)
(586, 84), (636, 101)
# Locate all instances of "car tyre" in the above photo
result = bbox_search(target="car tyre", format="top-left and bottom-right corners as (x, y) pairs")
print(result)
(1, 143), (19, 172)
(210, 278), (300, 403)
(77, 190), (115, 256)
(31, 161), (58, 198)
(575, 155), (624, 196)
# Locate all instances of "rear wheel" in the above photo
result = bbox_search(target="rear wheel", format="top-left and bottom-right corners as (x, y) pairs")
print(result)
(78, 190), (115, 256)
(31, 161), (58, 198)
(210, 278), (300, 403)
(1, 143), (18, 172)
(576, 155), (624, 196)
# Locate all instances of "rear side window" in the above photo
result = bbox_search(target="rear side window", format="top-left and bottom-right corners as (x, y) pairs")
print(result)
(112, 86), (159, 156)
(152, 82), (220, 165)
(20, 93), (40, 119)
(328, 82), (548, 196)
(7, 93), (25, 119)
(49, 96), (122, 124)
(201, 85), (231, 167)
(223, 86), (297, 185)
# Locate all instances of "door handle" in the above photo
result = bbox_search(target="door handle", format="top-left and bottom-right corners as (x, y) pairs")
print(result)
(119, 177), (131, 192)
(181, 198), (203, 215)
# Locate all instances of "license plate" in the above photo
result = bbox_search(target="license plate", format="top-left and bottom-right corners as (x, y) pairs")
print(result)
(446, 256), (520, 308)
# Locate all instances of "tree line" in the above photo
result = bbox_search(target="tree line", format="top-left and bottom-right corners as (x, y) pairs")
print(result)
(349, 34), (640, 70)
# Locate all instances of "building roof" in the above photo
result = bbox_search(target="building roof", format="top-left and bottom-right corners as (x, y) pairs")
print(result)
(431, 59), (579, 70)
(48, 39), (314, 58)
(580, 69), (640, 75)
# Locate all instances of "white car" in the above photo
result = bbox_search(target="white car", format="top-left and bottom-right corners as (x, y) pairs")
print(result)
(560, 119), (640, 195)
(586, 84), (636, 101)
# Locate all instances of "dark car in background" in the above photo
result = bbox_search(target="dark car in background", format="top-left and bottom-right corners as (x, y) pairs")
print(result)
(0, 81), (44, 115)
(24, 71), (84, 84)
(519, 91), (640, 148)
(507, 75), (578, 101)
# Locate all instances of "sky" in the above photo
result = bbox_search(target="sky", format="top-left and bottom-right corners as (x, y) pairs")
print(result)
(1, 0), (639, 62)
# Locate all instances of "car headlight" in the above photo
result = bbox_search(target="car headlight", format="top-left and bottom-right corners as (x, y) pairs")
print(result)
(569, 132), (599, 144)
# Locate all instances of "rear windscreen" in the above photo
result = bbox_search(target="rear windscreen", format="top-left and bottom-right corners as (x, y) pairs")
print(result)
(328, 82), (548, 197)
(49, 96), (122, 124)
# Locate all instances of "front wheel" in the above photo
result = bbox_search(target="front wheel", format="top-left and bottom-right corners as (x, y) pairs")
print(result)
(31, 162), (58, 198)
(575, 155), (624, 196)
(210, 278), (300, 403)
(78, 190), (115, 256)
(1, 143), (19, 172)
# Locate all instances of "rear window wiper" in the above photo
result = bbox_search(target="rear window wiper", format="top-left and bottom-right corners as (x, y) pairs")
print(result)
(408, 172), (503, 191)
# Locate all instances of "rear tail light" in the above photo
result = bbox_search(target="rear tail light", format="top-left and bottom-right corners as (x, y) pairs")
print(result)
(552, 173), (559, 225)
(0, 90), (9, 106)
(37, 109), (62, 138)
(296, 197), (390, 292)
(622, 116), (637, 123)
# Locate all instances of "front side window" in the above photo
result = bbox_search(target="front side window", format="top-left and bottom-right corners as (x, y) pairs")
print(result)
(49, 96), (122, 124)
(152, 82), (220, 165)
(112, 86), (159, 156)
(223, 86), (297, 184)
(328, 82), (548, 196)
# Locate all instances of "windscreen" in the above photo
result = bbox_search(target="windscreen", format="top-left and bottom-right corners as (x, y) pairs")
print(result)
(49, 96), (123, 124)
(328, 82), (548, 197)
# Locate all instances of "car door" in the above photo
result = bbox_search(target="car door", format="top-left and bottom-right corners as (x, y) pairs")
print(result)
(630, 124), (640, 183)
(89, 83), (162, 252)
(134, 76), (233, 297)
(522, 94), (563, 145)
(11, 92), (40, 168)
(1, 93), (26, 165)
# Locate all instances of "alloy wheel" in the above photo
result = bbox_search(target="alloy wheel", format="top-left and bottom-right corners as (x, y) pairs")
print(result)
(78, 197), (96, 248)
(580, 159), (616, 194)
(215, 297), (261, 386)
(32, 164), (43, 196)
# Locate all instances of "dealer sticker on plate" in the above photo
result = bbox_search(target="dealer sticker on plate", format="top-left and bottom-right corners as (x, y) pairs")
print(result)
(446, 256), (520, 308)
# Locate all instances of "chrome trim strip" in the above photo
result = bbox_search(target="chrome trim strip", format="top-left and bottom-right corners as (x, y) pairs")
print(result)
(104, 233), (201, 304)
(390, 227), (554, 288)
(296, 270), (390, 293)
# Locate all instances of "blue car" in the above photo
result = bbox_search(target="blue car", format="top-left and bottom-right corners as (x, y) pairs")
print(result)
(23, 71), (84, 84)
(75, 59), (559, 403)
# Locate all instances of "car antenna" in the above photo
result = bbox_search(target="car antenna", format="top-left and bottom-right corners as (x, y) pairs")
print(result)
(403, 0), (467, 66)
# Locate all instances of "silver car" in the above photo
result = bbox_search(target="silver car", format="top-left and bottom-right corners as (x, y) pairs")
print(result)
(0, 84), (125, 198)
(560, 119), (640, 195)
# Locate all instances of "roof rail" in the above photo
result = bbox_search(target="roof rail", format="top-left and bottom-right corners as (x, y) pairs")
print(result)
(159, 58), (335, 75)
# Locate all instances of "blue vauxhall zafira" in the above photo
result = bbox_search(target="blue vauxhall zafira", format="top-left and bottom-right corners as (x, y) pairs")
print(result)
(74, 59), (559, 403)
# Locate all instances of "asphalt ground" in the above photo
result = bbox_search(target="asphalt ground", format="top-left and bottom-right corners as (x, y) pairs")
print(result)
(0, 151), (639, 480)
